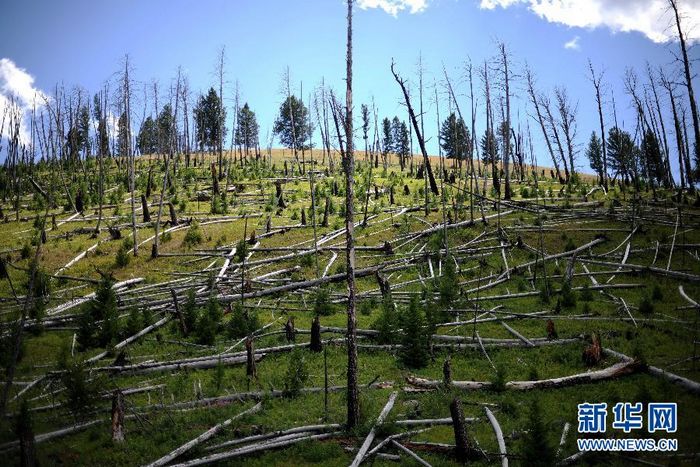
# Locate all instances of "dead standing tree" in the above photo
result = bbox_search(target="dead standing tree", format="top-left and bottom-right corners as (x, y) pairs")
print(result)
(344, 0), (360, 430)
(526, 65), (563, 183)
(390, 61), (439, 201)
(588, 60), (609, 190)
(497, 41), (513, 200)
(670, 0), (700, 179)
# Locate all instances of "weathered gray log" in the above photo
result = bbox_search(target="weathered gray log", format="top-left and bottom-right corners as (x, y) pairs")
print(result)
(204, 423), (341, 453)
(391, 440), (432, 467)
(484, 407), (507, 467)
(349, 391), (398, 467)
(603, 348), (700, 394)
(144, 402), (262, 467)
(406, 359), (642, 391)
(169, 431), (340, 467)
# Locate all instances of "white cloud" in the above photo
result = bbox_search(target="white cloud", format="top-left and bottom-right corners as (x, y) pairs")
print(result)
(564, 35), (580, 50)
(357, 0), (429, 16)
(0, 58), (48, 145)
(479, 0), (700, 43)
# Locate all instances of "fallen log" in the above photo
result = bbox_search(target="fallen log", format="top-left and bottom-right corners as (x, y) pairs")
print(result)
(169, 431), (341, 467)
(350, 391), (398, 467)
(405, 359), (642, 391)
(602, 348), (700, 395)
(145, 402), (262, 467)
(484, 407), (507, 467)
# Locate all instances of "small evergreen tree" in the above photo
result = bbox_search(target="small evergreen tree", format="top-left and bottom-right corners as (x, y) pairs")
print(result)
(521, 398), (555, 466)
(283, 348), (309, 398)
(399, 298), (431, 369)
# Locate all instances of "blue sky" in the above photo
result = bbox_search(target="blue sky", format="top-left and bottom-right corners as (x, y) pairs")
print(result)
(1, 0), (699, 177)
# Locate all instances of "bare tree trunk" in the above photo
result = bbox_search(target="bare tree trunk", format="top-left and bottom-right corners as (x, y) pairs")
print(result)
(588, 60), (608, 190)
(450, 398), (470, 463)
(671, 0), (700, 179)
(310, 316), (322, 352)
(111, 390), (125, 443)
(141, 195), (150, 223)
(344, 0), (360, 430)
(526, 66), (562, 182)
(661, 70), (686, 189)
(499, 42), (512, 200)
(245, 337), (256, 380)
(124, 56), (138, 256)
(391, 62), (439, 196)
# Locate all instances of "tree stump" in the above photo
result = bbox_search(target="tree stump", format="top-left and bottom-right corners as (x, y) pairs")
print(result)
(375, 272), (391, 299)
(266, 216), (272, 233)
(111, 390), (125, 443)
(404, 184), (410, 196)
(546, 319), (558, 340)
(285, 316), (296, 342)
(301, 208), (307, 226)
(583, 333), (602, 366)
(450, 398), (470, 464)
(108, 226), (122, 240)
(168, 202), (178, 226)
(141, 194), (150, 222)
(443, 356), (452, 388)
(310, 316), (323, 352)
(275, 181), (286, 208)
(390, 185), (395, 204)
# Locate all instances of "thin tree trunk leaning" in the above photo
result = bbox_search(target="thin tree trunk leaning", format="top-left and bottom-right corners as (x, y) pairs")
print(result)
(350, 391), (398, 467)
(390, 61), (439, 195)
(86, 315), (171, 364)
(484, 407), (507, 467)
(144, 402), (262, 467)
(391, 440), (432, 467)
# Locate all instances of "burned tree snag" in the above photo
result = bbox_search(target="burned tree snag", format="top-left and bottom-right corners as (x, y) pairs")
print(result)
(443, 356), (452, 388)
(310, 316), (323, 352)
(450, 398), (470, 463)
(111, 390), (125, 443)
(171, 288), (187, 336)
(321, 196), (330, 227)
(285, 316), (296, 342)
(583, 333), (602, 366)
(376, 271), (391, 300)
(211, 162), (219, 195)
(245, 337), (256, 380)
(301, 207), (307, 226)
(167, 202), (178, 226)
(275, 181), (286, 209)
(546, 319), (558, 340)
(344, 0), (360, 431)
(391, 61), (439, 196)
(17, 402), (35, 467)
(141, 195), (150, 223)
